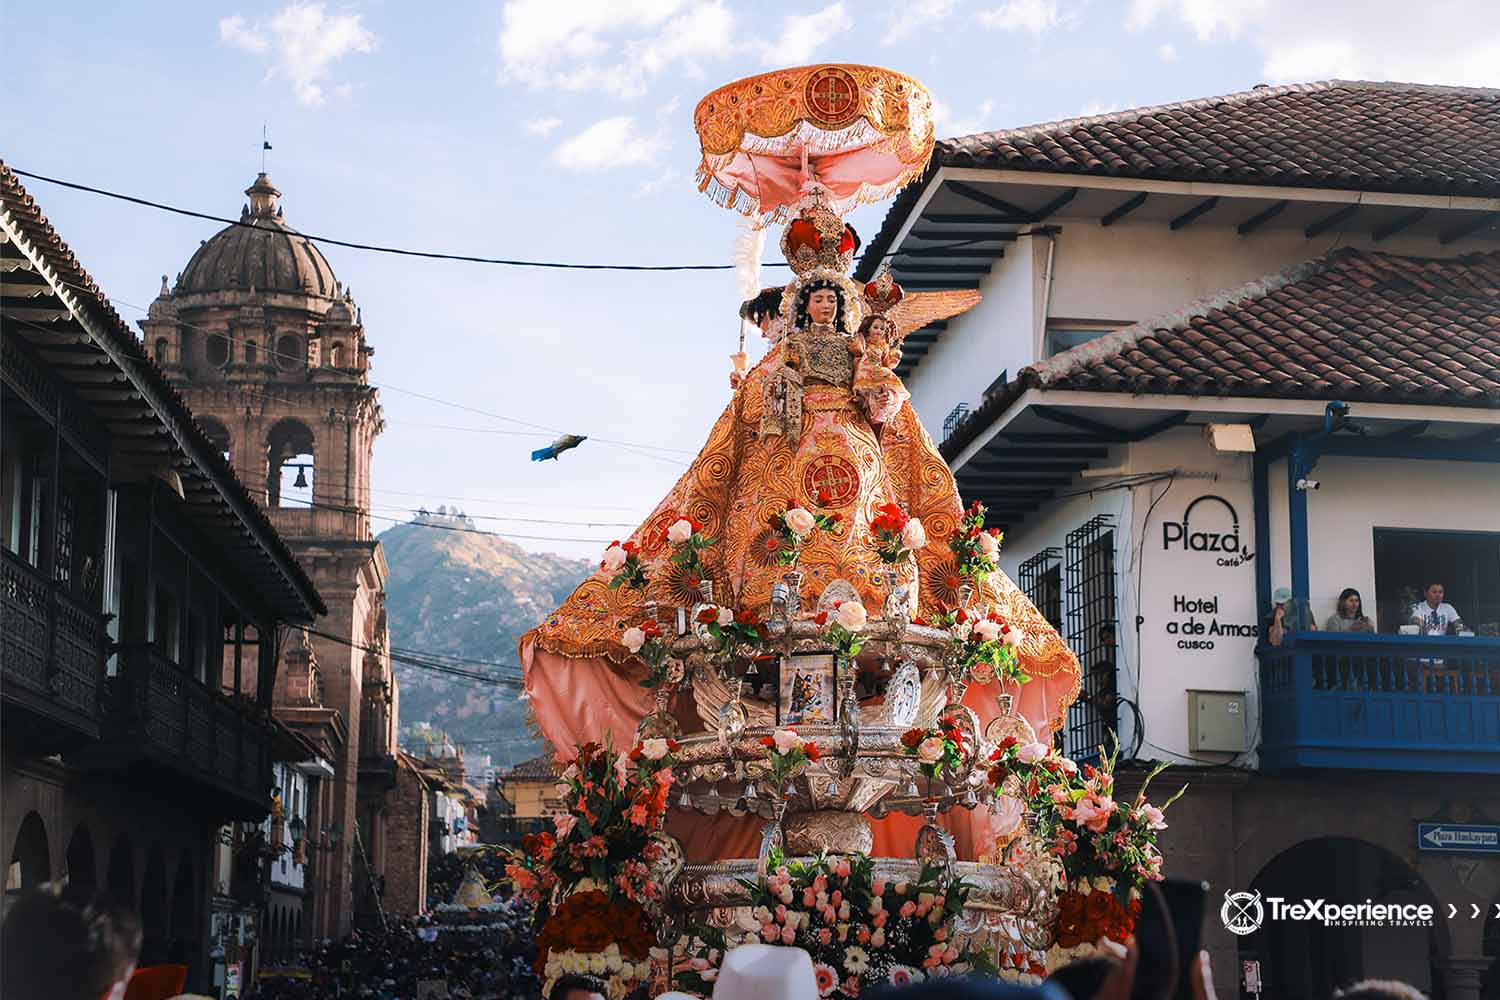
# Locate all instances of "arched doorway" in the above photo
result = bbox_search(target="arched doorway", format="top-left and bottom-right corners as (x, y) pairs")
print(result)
(6, 812), (50, 900)
(140, 846), (169, 967)
(65, 825), (97, 888)
(168, 855), (198, 972)
(1240, 837), (1447, 998)
(107, 835), (135, 907)
(6, 809), (50, 905)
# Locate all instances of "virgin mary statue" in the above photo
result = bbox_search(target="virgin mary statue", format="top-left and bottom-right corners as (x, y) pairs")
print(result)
(522, 180), (1081, 864)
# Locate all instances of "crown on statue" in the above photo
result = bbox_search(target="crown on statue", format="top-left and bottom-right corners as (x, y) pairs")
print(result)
(779, 184), (858, 276)
(863, 264), (905, 316)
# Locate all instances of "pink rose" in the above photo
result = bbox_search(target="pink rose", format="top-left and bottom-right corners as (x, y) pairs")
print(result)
(872, 909), (888, 928)
(972, 618), (1001, 642)
(834, 600), (867, 632)
(621, 626), (646, 654)
(1016, 741), (1050, 764)
(916, 736), (946, 764)
(784, 508), (816, 536)
(976, 532), (999, 559)
(872, 878), (887, 896)
(901, 517), (928, 551)
(834, 859), (851, 878)
(601, 543), (627, 573)
(761, 923), (779, 943)
(717, 606), (735, 626)
(899, 900), (917, 919)
(780, 924), (796, 945)
(771, 729), (800, 754)
(667, 518), (695, 544)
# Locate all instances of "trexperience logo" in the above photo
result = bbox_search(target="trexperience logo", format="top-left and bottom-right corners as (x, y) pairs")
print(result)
(1221, 891), (1264, 936)
(1220, 891), (1435, 935)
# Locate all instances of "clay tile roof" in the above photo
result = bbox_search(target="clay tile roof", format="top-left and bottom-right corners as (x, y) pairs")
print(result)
(940, 81), (1500, 198)
(503, 752), (558, 781)
(940, 248), (1500, 461)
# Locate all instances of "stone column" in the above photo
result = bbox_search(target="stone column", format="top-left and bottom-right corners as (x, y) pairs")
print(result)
(1438, 956), (1490, 1000)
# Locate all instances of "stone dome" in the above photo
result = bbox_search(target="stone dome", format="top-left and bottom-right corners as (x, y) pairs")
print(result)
(177, 174), (338, 297)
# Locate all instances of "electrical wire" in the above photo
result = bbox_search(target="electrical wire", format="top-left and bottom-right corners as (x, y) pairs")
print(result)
(14, 166), (1016, 273)
(294, 623), (526, 687)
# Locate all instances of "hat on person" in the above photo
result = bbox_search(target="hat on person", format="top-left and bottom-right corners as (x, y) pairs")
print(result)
(711, 944), (817, 1000)
(1272, 587), (1292, 604)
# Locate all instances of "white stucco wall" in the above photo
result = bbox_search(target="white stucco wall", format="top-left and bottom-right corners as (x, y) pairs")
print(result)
(904, 237), (1038, 430)
(1303, 456), (1500, 626)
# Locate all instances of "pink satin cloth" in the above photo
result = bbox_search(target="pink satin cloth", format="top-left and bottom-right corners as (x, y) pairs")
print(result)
(710, 147), (913, 218)
(521, 640), (1066, 862)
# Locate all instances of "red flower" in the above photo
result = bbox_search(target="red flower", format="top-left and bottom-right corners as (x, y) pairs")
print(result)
(813, 611), (829, 626)
(817, 487), (834, 506)
(735, 609), (761, 625)
(804, 743), (821, 762)
(622, 540), (640, 556)
(696, 607), (718, 624)
(640, 619), (662, 637)
(760, 736), (776, 748)
(900, 729), (925, 749)
(955, 609), (969, 624)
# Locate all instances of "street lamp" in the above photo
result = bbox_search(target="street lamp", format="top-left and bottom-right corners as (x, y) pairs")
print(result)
(289, 814), (306, 844)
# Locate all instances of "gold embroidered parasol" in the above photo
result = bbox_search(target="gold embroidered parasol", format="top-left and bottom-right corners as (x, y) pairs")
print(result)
(694, 63), (936, 224)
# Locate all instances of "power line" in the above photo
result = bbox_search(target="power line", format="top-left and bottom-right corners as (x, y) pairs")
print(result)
(13, 165), (1010, 273)
(295, 623), (527, 687)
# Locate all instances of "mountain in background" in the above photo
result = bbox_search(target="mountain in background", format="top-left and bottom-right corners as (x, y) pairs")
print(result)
(378, 510), (592, 772)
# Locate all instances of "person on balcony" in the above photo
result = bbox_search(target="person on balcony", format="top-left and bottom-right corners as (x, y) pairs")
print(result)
(1409, 582), (1464, 636)
(1324, 588), (1374, 633)
(1266, 587), (1317, 647)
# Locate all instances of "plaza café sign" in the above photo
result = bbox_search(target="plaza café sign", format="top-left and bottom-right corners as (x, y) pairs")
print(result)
(1162, 494), (1254, 567)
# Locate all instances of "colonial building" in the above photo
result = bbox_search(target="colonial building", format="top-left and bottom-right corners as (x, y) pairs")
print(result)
(1, 163), (323, 991)
(138, 172), (401, 934)
(857, 82), (1500, 999)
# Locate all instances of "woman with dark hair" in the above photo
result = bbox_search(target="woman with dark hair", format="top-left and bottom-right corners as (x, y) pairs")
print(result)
(1325, 588), (1373, 632)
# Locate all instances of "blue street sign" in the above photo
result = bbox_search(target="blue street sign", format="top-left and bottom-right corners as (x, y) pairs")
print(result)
(1417, 823), (1500, 853)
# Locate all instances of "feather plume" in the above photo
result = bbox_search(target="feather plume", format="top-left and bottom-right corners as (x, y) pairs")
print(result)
(734, 221), (766, 303)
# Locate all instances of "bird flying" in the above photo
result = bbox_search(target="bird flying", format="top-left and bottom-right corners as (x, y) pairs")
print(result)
(531, 434), (587, 462)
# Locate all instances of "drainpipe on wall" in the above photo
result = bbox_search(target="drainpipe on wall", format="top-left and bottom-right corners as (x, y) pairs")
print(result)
(1034, 228), (1059, 362)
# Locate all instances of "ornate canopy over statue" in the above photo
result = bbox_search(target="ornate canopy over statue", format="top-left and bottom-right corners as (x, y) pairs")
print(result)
(694, 63), (936, 224)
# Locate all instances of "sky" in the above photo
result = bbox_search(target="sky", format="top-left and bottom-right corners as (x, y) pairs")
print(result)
(6, 0), (1497, 559)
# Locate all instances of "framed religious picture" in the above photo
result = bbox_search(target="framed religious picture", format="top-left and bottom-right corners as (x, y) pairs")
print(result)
(777, 652), (836, 726)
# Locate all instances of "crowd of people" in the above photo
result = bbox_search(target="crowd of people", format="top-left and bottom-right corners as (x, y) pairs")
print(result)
(2, 877), (1441, 1000)
(1265, 579), (1477, 647)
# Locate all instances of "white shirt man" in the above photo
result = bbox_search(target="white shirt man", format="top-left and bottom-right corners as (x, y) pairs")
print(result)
(1410, 583), (1464, 635)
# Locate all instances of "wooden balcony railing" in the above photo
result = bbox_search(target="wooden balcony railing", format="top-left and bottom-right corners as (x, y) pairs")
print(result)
(103, 642), (273, 817)
(1259, 632), (1500, 774)
(1, 547), (105, 743)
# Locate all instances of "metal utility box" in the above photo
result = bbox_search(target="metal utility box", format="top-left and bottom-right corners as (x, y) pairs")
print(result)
(1188, 689), (1249, 752)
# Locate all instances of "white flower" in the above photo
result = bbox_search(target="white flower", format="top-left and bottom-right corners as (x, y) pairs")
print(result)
(621, 626), (646, 653)
(1060, 757), (1079, 775)
(784, 507), (816, 536)
(601, 543), (627, 573)
(976, 532), (999, 559)
(1003, 626), (1023, 648)
(834, 600), (867, 632)
(717, 606), (736, 626)
(1017, 741), (1050, 764)
(778, 883), (794, 904)
(1093, 876), (1115, 892)
(588, 953), (607, 975)
(751, 905), (773, 925)
(917, 736), (946, 764)
(972, 618), (1001, 642)
(772, 728), (800, 753)
(667, 518), (695, 544)
(639, 737), (671, 761)
(843, 946), (870, 974)
(901, 517), (928, 551)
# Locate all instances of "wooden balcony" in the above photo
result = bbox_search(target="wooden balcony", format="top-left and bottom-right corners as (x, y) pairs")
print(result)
(1259, 633), (1500, 774)
(88, 642), (274, 819)
(1, 547), (105, 748)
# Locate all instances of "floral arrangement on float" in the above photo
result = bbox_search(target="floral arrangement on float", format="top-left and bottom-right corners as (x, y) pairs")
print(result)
(767, 500), (843, 568)
(899, 712), (970, 781)
(602, 539), (648, 591)
(949, 502), (1003, 583)
(986, 736), (1185, 969)
(917, 605), (1027, 687)
(675, 850), (998, 998)
(504, 739), (680, 998)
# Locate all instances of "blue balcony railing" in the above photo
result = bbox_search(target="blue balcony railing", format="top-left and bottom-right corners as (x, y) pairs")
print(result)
(1259, 632), (1500, 773)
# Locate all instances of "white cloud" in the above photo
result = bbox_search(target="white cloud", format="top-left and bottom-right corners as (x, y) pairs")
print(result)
(525, 116), (563, 136)
(1158, 42), (1177, 61)
(882, 0), (959, 46)
(977, 0), (1062, 34)
(636, 169), (681, 197)
(933, 97), (997, 137)
(1080, 99), (1129, 117)
(761, 3), (853, 65)
(1126, 0), (1500, 87)
(219, 3), (377, 107)
(499, 0), (734, 99)
(552, 117), (666, 171)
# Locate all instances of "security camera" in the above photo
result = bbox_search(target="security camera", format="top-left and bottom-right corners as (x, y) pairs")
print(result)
(1296, 478), (1320, 491)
